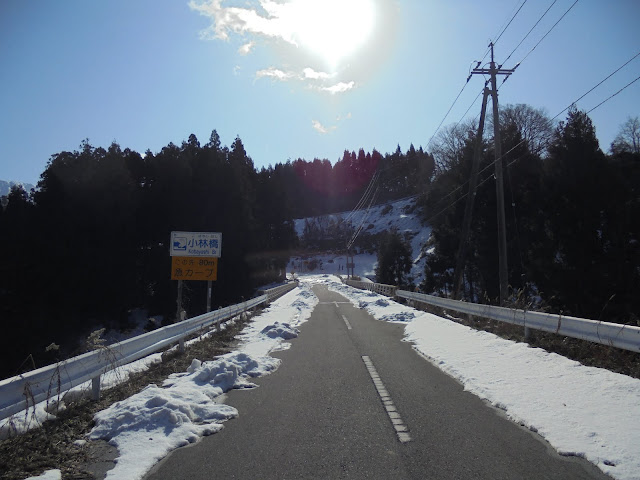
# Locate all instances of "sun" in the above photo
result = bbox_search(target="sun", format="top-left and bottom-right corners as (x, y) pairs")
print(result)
(288, 0), (376, 69)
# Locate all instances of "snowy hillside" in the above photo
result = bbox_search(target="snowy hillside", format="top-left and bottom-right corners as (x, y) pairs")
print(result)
(0, 180), (35, 196)
(290, 197), (432, 284)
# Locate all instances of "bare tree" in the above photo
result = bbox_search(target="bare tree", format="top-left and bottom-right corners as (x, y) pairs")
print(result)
(611, 116), (640, 155)
(428, 118), (477, 173)
(491, 103), (554, 157)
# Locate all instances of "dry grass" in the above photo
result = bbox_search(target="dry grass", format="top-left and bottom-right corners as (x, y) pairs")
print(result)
(0, 312), (257, 480)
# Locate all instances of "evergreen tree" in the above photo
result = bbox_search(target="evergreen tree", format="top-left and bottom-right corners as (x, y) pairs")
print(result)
(375, 230), (412, 287)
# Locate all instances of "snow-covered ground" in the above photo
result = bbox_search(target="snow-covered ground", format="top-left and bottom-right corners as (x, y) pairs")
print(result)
(311, 275), (640, 480)
(20, 275), (640, 480)
(21, 285), (318, 480)
(291, 197), (431, 283)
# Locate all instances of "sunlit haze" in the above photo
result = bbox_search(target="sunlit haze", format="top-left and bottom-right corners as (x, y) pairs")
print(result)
(291, 0), (376, 69)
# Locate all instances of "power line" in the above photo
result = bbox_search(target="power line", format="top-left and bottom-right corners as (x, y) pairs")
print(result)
(422, 1), (638, 242)
(433, 68), (640, 222)
(455, 83), (488, 127)
(347, 187), (379, 250)
(587, 74), (640, 114)
(500, 0), (558, 67)
(513, 0), (579, 69)
(494, 0), (528, 46)
(477, 0), (527, 64)
(345, 168), (378, 224)
(426, 79), (471, 150)
(551, 50), (640, 121)
(427, 0), (527, 153)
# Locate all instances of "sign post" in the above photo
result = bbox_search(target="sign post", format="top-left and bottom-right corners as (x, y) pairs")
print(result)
(176, 279), (183, 323)
(170, 231), (222, 321)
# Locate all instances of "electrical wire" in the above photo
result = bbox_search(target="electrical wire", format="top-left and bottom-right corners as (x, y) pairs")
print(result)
(422, 1), (638, 243)
(345, 169), (379, 224)
(426, 79), (471, 150)
(587, 74), (640, 114)
(499, 0), (558, 67)
(455, 83), (489, 128)
(494, 0), (528, 47)
(427, 62), (640, 224)
(427, 0), (527, 153)
(513, 0), (579, 69)
(477, 0), (527, 64)
(551, 51), (640, 121)
(347, 187), (379, 250)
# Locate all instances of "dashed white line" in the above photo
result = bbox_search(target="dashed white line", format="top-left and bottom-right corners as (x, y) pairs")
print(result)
(341, 315), (353, 330)
(361, 355), (411, 443)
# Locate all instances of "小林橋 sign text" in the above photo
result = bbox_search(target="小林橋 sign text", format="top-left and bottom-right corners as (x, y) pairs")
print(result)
(170, 231), (222, 257)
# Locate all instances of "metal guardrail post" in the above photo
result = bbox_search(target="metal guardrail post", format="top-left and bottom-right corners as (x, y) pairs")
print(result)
(0, 293), (271, 422)
(341, 280), (640, 353)
(91, 376), (101, 401)
(395, 289), (640, 354)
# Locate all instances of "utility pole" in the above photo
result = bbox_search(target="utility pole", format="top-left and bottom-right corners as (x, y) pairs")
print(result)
(453, 42), (514, 305)
(453, 87), (490, 300)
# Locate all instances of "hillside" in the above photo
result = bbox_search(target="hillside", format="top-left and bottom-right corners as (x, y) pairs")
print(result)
(289, 196), (432, 284)
(0, 180), (35, 197)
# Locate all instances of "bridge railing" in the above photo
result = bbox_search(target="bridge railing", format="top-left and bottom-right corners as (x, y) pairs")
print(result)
(345, 279), (397, 297)
(342, 280), (640, 354)
(0, 282), (298, 422)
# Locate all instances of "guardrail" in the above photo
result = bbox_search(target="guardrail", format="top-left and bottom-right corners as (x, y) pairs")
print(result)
(397, 290), (640, 353)
(341, 280), (640, 354)
(259, 281), (298, 302)
(345, 279), (397, 297)
(0, 282), (298, 422)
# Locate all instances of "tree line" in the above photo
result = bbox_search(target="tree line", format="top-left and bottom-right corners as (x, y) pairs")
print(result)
(0, 132), (433, 379)
(421, 107), (640, 324)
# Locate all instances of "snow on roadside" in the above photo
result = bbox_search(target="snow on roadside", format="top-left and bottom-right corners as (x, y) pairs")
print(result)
(23, 470), (61, 480)
(309, 275), (640, 480)
(86, 283), (318, 480)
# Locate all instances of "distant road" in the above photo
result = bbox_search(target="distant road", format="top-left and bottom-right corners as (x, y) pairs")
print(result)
(145, 285), (610, 479)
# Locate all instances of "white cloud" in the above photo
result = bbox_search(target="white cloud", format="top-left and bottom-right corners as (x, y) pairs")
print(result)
(311, 120), (336, 135)
(256, 67), (295, 81)
(189, 0), (298, 44)
(190, 1), (359, 94)
(238, 41), (255, 55)
(320, 81), (356, 94)
(302, 67), (332, 80)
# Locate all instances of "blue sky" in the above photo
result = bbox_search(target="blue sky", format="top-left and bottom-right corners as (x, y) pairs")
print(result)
(1, 0), (639, 186)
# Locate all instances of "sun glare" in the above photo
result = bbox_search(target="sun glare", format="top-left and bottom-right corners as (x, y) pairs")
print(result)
(289, 0), (375, 69)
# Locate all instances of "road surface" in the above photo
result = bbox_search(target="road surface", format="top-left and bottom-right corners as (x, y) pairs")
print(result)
(145, 285), (609, 479)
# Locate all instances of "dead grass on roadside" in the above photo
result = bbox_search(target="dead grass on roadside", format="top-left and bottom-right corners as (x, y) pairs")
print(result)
(0, 311), (258, 480)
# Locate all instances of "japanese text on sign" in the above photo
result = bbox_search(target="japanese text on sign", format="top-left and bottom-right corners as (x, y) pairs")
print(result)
(171, 256), (218, 281)
(171, 231), (222, 257)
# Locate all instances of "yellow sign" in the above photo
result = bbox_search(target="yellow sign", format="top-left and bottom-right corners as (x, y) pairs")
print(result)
(171, 256), (218, 281)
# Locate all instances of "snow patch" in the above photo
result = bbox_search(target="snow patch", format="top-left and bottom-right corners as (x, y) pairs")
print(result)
(89, 351), (276, 479)
(308, 274), (640, 480)
(23, 470), (61, 480)
(261, 322), (299, 340)
(84, 284), (318, 480)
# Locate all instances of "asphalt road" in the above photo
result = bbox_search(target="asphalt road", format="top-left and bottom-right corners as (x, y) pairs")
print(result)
(145, 285), (610, 479)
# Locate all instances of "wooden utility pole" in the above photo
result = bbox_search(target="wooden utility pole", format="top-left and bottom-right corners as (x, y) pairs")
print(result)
(453, 42), (514, 305)
(453, 87), (490, 299)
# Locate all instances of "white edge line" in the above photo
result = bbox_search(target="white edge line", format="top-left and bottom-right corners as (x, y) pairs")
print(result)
(361, 355), (411, 443)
